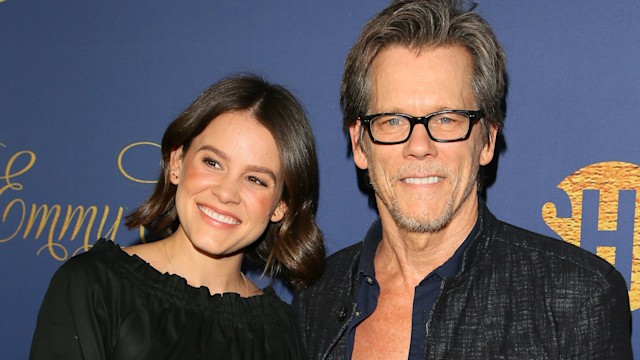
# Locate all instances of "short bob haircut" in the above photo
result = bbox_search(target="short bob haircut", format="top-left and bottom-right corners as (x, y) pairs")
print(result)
(126, 74), (324, 289)
(341, 0), (507, 143)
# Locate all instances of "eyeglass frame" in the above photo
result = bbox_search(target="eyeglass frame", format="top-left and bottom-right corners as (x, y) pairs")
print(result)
(359, 109), (484, 145)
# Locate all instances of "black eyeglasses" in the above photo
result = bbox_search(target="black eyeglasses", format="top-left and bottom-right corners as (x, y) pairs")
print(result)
(360, 109), (484, 144)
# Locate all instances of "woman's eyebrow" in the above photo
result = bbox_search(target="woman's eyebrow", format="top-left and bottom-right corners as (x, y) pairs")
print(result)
(198, 144), (277, 182)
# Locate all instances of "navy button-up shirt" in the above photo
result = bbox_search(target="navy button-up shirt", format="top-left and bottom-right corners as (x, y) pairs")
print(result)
(345, 221), (479, 359)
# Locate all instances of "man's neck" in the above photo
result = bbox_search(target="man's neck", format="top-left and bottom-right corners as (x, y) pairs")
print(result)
(374, 199), (479, 286)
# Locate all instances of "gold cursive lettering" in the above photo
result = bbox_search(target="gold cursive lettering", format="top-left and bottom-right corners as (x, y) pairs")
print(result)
(0, 145), (36, 196)
(59, 205), (98, 241)
(0, 142), (147, 260)
(71, 205), (124, 256)
(117, 141), (160, 183)
(0, 198), (25, 243)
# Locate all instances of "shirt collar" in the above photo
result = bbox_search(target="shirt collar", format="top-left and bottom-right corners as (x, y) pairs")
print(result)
(428, 220), (479, 282)
(358, 220), (382, 278)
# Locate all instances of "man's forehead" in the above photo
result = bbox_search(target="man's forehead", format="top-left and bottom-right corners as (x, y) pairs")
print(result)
(368, 45), (475, 111)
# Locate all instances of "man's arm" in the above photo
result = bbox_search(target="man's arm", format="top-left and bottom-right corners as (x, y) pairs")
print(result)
(568, 266), (632, 359)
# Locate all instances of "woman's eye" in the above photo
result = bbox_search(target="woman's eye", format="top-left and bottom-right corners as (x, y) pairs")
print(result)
(203, 157), (221, 169)
(247, 176), (267, 187)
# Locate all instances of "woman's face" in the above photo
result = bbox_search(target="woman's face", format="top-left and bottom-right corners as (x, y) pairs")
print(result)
(169, 111), (287, 257)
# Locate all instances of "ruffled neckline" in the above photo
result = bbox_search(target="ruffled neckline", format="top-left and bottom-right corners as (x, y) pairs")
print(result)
(91, 238), (284, 313)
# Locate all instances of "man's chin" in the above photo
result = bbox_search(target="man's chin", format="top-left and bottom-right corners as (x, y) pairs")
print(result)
(392, 210), (452, 234)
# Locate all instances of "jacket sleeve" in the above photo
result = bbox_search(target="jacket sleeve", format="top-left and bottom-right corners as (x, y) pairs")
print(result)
(568, 266), (633, 359)
(30, 258), (109, 360)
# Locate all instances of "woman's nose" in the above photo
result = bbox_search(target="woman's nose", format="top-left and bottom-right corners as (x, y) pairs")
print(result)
(211, 176), (241, 204)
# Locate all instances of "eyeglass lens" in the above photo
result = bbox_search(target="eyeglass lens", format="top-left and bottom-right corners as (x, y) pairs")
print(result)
(369, 112), (470, 142)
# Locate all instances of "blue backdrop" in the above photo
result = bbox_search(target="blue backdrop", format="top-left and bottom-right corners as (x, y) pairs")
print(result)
(2, 1), (639, 358)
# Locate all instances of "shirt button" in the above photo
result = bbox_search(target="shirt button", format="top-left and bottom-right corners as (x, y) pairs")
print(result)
(365, 276), (374, 285)
(336, 307), (347, 322)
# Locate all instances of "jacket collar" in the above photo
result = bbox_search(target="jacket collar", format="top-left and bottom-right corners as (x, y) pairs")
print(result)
(348, 201), (499, 295)
(459, 201), (498, 276)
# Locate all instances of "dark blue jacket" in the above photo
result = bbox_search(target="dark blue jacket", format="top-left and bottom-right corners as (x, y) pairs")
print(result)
(293, 205), (632, 359)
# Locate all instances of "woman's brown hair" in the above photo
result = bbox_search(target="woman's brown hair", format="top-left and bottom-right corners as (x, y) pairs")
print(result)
(126, 74), (324, 289)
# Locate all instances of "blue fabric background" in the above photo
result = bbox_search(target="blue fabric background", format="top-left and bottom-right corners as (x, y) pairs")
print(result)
(2, 1), (639, 358)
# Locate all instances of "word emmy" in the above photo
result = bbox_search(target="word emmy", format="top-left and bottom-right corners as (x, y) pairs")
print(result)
(0, 142), (159, 260)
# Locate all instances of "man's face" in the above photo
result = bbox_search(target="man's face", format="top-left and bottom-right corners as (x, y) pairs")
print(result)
(350, 45), (496, 233)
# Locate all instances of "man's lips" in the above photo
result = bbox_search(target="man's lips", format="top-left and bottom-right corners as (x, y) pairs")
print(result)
(198, 204), (241, 225)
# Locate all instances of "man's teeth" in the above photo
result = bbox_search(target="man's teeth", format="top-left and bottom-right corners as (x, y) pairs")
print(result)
(404, 176), (441, 184)
(199, 205), (241, 224)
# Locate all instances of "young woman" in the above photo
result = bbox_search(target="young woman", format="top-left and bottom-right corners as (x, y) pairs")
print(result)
(30, 75), (325, 359)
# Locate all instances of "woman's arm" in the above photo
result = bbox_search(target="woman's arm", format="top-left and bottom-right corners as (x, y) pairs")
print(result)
(30, 256), (110, 360)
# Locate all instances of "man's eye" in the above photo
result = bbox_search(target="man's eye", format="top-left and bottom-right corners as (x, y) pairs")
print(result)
(384, 117), (403, 126)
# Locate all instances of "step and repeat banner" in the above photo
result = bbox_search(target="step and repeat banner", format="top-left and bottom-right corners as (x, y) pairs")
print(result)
(2, 1), (639, 358)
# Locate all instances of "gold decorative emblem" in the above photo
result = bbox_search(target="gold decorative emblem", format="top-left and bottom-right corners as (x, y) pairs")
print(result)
(542, 161), (640, 310)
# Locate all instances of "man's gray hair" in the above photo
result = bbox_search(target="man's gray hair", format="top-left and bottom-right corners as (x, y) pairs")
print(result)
(341, 0), (506, 143)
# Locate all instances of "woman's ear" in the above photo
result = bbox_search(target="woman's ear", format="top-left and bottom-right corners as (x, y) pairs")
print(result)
(270, 200), (288, 222)
(168, 147), (184, 185)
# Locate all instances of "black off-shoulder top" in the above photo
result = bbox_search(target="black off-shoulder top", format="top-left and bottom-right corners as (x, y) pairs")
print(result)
(30, 238), (299, 360)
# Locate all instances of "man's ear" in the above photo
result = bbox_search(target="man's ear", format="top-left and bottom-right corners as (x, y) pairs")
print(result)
(349, 121), (369, 170)
(480, 125), (498, 166)
(270, 200), (288, 222)
(169, 146), (184, 185)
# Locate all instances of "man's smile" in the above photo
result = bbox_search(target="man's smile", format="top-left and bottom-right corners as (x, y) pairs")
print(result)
(403, 176), (443, 185)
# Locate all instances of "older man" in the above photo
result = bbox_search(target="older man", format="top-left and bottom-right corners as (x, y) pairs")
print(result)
(293, 0), (632, 359)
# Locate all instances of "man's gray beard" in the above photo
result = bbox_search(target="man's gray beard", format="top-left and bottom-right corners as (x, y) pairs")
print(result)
(389, 196), (455, 233)
(371, 168), (478, 234)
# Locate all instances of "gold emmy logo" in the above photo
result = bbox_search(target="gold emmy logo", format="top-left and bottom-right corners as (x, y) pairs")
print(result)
(542, 161), (640, 310)
(0, 142), (146, 260)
